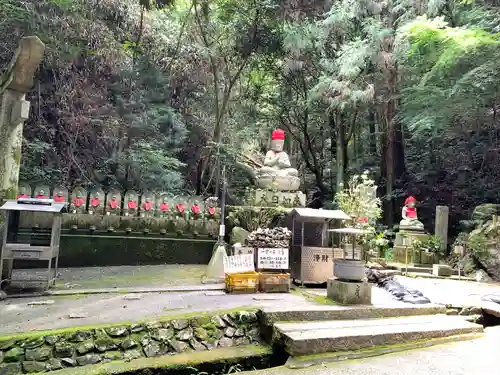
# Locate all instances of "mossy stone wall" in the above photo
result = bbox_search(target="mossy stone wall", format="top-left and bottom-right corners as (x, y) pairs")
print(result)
(57, 234), (216, 267)
(0, 311), (260, 374)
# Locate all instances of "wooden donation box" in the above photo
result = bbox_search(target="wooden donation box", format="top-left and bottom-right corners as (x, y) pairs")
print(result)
(257, 247), (290, 293)
(289, 208), (350, 284)
(223, 253), (258, 294)
(0, 198), (64, 290)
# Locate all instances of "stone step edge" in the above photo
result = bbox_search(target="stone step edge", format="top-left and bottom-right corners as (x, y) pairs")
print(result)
(259, 305), (446, 325)
(284, 332), (484, 369)
(282, 324), (482, 356)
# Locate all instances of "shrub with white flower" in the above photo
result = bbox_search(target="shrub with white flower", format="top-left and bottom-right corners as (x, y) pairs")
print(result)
(335, 171), (382, 248)
(335, 171), (382, 226)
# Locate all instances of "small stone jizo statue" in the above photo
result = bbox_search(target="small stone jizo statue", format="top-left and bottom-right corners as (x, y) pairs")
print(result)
(259, 129), (298, 178)
(400, 196), (424, 229)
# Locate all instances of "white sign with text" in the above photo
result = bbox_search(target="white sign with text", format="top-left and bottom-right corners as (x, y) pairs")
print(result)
(224, 254), (255, 274)
(257, 248), (289, 269)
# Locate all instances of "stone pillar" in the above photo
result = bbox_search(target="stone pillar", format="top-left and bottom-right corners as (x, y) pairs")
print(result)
(0, 36), (45, 201)
(435, 206), (449, 252)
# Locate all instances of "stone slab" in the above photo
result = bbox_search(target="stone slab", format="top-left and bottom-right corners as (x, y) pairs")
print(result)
(284, 332), (483, 368)
(259, 304), (446, 326)
(277, 314), (483, 356)
(432, 264), (453, 277)
(327, 279), (371, 305)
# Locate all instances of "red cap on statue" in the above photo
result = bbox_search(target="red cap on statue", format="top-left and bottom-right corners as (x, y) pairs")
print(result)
(405, 196), (417, 205)
(271, 129), (285, 140)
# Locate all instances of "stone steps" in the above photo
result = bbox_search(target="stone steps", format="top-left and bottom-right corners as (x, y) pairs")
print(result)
(274, 314), (484, 356)
(259, 304), (446, 326)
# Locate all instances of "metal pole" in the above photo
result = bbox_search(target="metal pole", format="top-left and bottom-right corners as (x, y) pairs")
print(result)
(217, 165), (227, 245)
(214, 144), (221, 198)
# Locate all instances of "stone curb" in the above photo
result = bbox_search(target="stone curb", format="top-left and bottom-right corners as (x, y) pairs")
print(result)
(284, 332), (484, 369)
(6, 284), (226, 298)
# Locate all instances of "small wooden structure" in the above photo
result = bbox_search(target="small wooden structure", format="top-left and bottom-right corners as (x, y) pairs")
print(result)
(328, 227), (368, 282)
(289, 208), (350, 284)
(328, 227), (366, 260)
(0, 198), (64, 290)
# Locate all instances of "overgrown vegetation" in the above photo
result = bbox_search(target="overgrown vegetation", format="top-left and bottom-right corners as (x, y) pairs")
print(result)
(2, 0), (500, 236)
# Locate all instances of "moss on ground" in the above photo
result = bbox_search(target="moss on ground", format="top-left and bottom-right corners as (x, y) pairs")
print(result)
(292, 290), (337, 305)
(0, 307), (256, 342)
(46, 345), (271, 375)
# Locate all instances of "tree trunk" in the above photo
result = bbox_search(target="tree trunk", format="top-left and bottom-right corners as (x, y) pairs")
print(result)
(368, 110), (377, 156)
(336, 117), (346, 190)
(0, 37), (45, 202)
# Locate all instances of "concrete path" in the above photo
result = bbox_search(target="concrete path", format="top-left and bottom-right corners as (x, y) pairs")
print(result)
(0, 291), (315, 335)
(242, 326), (500, 375)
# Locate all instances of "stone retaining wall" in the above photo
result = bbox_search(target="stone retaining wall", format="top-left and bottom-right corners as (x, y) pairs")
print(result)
(58, 234), (216, 267)
(0, 311), (260, 374)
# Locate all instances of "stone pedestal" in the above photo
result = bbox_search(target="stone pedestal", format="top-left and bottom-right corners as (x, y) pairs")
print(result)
(248, 189), (306, 208)
(327, 278), (371, 305)
(393, 228), (430, 264)
(432, 264), (453, 277)
(394, 229), (429, 247)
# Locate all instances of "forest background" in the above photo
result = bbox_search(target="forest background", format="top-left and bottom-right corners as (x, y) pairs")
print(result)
(2, 0), (500, 235)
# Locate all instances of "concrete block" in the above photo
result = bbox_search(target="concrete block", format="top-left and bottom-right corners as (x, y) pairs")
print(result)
(433, 264), (453, 277)
(327, 278), (371, 305)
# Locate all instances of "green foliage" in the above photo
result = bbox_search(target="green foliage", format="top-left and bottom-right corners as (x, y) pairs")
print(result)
(3, 0), (500, 238)
(369, 231), (390, 255)
(226, 206), (286, 232)
(397, 15), (500, 135)
(411, 235), (444, 256)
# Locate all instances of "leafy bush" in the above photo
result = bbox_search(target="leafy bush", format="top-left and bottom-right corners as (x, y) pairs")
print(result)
(411, 235), (444, 256)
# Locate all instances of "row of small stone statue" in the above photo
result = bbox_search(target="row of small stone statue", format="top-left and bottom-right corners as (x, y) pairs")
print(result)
(16, 184), (219, 218)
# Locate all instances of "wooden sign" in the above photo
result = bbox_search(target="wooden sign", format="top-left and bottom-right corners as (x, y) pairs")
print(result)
(257, 248), (289, 270)
(224, 254), (255, 274)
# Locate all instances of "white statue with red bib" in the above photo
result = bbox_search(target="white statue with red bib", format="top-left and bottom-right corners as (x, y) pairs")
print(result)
(256, 129), (300, 191)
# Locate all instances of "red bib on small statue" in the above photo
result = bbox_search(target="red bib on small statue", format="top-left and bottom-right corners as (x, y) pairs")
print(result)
(73, 198), (84, 207)
(143, 202), (153, 211)
(128, 200), (137, 209)
(91, 199), (100, 207)
(191, 205), (201, 215)
(160, 203), (169, 212)
(109, 200), (118, 209)
(54, 195), (65, 203)
(406, 207), (417, 218)
(176, 204), (185, 214)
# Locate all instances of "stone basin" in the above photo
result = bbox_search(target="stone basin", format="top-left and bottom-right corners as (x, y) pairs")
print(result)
(256, 176), (300, 191)
(333, 259), (365, 281)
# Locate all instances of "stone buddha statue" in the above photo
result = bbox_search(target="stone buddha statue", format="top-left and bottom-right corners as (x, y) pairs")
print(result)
(255, 129), (300, 191)
(400, 196), (424, 230)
